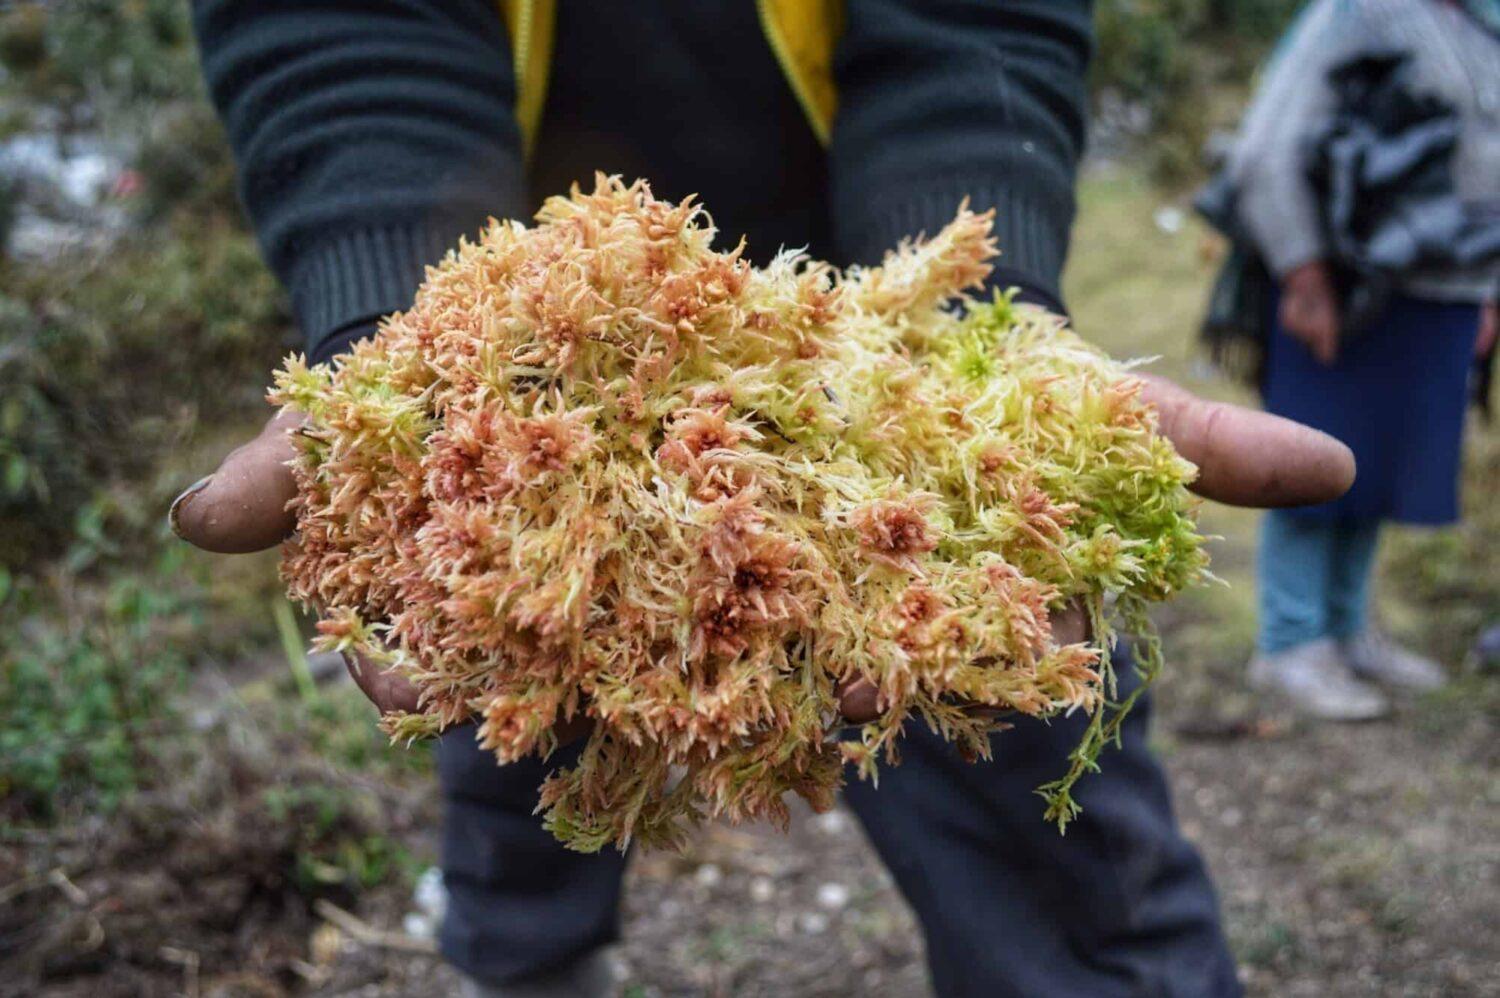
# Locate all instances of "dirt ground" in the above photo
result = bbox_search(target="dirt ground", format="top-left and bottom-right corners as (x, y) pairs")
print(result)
(7, 645), (1495, 998)
(610, 631), (1500, 998)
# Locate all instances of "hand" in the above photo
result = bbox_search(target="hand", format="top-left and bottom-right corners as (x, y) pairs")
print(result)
(1280, 260), (1340, 365)
(1478, 301), (1497, 359)
(173, 383), (1353, 719)
(342, 647), (422, 714)
(167, 410), (424, 714)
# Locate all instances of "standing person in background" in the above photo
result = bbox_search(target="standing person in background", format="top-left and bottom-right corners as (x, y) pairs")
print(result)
(1228, 0), (1500, 721)
(176, 2), (1355, 995)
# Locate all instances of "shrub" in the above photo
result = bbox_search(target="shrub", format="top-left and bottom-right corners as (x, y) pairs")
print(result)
(0, 226), (286, 567)
(0, 547), (194, 819)
(1091, 0), (1302, 184)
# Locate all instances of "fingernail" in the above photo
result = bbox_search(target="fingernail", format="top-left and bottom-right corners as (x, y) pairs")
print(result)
(168, 475), (213, 537)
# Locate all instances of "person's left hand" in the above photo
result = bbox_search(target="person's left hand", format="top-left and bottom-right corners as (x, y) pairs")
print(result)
(837, 374), (1358, 722)
(1280, 261), (1341, 366)
(1477, 300), (1497, 358)
(173, 376), (1355, 725)
(342, 646), (422, 714)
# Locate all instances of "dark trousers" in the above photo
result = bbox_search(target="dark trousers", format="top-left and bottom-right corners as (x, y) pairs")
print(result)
(437, 651), (1241, 997)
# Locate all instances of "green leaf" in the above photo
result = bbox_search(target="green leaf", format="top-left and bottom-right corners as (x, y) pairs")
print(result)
(3, 454), (26, 496)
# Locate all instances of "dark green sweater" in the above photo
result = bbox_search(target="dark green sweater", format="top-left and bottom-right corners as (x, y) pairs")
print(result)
(192, 0), (1092, 361)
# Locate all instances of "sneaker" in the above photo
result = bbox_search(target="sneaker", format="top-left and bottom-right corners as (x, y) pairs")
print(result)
(1248, 637), (1390, 721)
(458, 948), (615, 998)
(1342, 629), (1447, 691)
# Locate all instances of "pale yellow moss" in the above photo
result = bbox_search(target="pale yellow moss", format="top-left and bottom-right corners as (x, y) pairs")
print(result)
(276, 176), (1207, 851)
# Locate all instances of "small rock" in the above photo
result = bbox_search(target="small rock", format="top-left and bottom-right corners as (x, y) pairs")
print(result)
(816, 882), (850, 910)
(798, 912), (830, 935)
(403, 912), (435, 939)
(1472, 624), (1500, 669)
(749, 877), (775, 903)
(413, 867), (447, 920)
(605, 948), (631, 983)
(694, 863), (723, 888)
(310, 923), (343, 965)
(812, 811), (850, 835)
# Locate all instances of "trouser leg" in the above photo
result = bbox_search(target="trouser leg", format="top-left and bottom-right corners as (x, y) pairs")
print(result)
(437, 729), (628, 984)
(1257, 509), (1338, 653)
(1325, 519), (1380, 640)
(842, 648), (1241, 998)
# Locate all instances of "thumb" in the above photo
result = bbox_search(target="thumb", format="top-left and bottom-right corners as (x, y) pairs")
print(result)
(170, 410), (303, 553)
(1137, 374), (1355, 507)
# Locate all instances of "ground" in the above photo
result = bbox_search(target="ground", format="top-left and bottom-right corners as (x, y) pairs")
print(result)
(4, 170), (1496, 997)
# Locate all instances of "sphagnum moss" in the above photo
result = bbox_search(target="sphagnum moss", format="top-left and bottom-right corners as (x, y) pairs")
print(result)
(274, 175), (1208, 852)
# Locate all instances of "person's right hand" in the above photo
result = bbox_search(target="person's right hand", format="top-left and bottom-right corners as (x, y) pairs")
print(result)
(173, 376), (1355, 720)
(1280, 260), (1341, 366)
(167, 410), (423, 715)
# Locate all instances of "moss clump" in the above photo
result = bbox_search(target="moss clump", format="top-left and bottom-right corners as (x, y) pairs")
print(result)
(274, 176), (1207, 851)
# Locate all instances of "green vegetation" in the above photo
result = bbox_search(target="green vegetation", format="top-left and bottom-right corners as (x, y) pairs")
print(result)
(0, 0), (282, 568)
(263, 782), (423, 893)
(0, 0), (286, 831)
(0, 548), (192, 816)
(0, 8), (425, 915)
(1092, 0), (1301, 183)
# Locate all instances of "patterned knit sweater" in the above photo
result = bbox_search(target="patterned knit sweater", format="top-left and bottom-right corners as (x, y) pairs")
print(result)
(1228, 0), (1500, 302)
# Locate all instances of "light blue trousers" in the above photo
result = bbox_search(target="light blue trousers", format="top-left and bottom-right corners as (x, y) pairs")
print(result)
(1256, 510), (1380, 654)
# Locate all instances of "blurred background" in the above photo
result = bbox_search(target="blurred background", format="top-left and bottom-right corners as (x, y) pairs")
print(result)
(0, 2), (1494, 995)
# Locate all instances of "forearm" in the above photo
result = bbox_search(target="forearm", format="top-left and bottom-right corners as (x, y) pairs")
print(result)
(829, 0), (1092, 312)
(192, 0), (526, 360)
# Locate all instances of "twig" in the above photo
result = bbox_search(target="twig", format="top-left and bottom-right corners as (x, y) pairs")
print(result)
(78, 914), (105, 951)
(48, 867), (89, 906)
(159, 946), (201, 998)
(290, 958), (331, 986)
(312, 899), (437, 954)
(0, 866), (92, 907)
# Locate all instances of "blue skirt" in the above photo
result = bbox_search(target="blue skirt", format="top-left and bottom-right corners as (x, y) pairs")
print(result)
(1263, 292), (1479, 525)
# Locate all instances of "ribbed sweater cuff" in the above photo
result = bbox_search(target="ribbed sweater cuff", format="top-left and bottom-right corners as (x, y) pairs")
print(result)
(840, 185), (1072, 312)
(290, 223), (461, 362)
